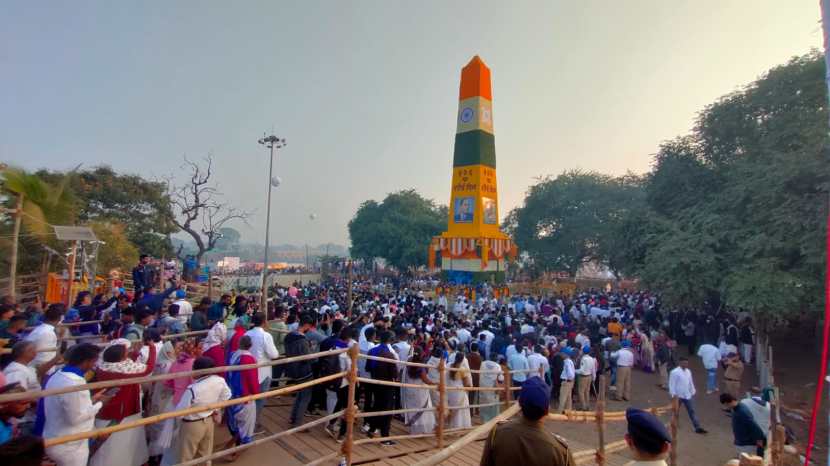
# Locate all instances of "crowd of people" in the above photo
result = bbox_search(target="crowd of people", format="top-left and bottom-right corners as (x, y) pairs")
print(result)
(0, 264), (772, 466)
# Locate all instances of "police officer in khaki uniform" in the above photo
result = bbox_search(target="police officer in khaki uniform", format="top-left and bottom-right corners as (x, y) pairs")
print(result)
(480, 377), (575, 466)
(623, 408), (672, 466)
(722, 352), (744, 398)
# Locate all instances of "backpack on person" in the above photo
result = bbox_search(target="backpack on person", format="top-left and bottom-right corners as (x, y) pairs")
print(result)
(318, 351), (343, 390)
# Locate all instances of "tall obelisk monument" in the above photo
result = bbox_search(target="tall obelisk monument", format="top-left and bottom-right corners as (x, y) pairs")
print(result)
(429, 56), (515, 284)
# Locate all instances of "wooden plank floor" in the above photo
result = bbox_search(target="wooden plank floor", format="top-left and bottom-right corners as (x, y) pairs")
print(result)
(230, 397), (635, 466)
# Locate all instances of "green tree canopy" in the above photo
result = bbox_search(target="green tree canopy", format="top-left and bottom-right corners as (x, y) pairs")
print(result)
(510, 170), (645, 276)
(639, 52), (830, 313)
(37, 166), (177, 257)
(89, 221), (139, 274)
(348, 189), (446, 272)
(509, 51), (829, 319)
(1, 167), (77, 277)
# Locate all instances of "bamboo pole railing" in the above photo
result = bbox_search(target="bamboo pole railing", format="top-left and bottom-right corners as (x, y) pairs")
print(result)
(353, 406), (437, 418)
(353, 426), (475, 446)
(177, 409), (345, 466)
(0, 347), (348, 403)
(58, 333), (106, 341)
(412, 403), (521, 466)
(361, 352), (433, 369)
(21, 320), (102, 335)
(596, 375), (606, 466)
(44, 371), (347, 447)
(503, 370), (512, 406)
(358, 352), (535, 374)
(436, 357), (446, 449)
(572, 439), (628, 465)
(545, 404), (671, 423)
(342, 344), (358, 466)
(161, 329), (209, 339)
(670, 396), (680, 466)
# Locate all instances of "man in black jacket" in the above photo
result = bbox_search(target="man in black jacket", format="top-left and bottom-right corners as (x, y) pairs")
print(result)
(285, 314), (314, 426)
(720, 393), (766, 458)
(131, 255), (156, 296)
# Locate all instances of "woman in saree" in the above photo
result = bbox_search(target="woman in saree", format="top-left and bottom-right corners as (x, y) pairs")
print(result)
(426, 344), (444, 410)
(147, 339), (177, 460)
(160, 341), (200, 466)
(222, 335), (259, 461)
(446, 351), (472, 429)
(478, 352), (503, 422)
(401, 348), (436, 434)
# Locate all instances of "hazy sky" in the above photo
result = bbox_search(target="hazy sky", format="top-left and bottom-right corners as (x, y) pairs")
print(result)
(1, 1), (822, 247)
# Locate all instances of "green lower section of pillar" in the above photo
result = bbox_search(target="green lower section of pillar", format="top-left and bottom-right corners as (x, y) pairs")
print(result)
(453, 130), (496, 168)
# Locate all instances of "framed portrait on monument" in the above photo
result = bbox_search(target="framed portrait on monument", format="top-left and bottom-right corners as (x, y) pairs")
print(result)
(454, 197), (475, 223)
(482, 197), (497, 224)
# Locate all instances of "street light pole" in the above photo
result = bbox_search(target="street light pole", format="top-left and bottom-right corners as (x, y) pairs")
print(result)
(257, 134), (286, 319)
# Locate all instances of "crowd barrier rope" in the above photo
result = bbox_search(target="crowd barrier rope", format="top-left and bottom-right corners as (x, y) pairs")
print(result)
(7, 331), (684, 466)
(0, 348), (348, 403)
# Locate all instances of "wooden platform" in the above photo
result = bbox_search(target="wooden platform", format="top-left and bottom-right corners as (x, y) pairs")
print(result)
(225, 398), (637, 466)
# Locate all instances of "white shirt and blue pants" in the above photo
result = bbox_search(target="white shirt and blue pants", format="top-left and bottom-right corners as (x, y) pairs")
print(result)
(697, 344), (720, 392)
(669, 367), (703, 431)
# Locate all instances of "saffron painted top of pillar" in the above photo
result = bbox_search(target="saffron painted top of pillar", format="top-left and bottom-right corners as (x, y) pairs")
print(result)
(458, 55), (492, 101)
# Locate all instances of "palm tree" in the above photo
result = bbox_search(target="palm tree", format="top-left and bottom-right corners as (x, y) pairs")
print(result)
(1, 167), (75, 299)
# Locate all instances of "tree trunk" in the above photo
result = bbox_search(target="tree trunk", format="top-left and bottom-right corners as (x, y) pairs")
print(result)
(755, 315), (770, 389)
(8, 193), (23, 301)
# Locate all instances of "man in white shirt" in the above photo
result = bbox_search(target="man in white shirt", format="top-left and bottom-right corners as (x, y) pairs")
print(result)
(244, 313), (279, 418)
(392, 329), (412, 376)
(44, 343), (112, 466)
(668, 357), (707, 434)
(456, 323), (472, 349)
(508, 344), (530, 395)
(24, 304), (63, 373)
(527, 345), (549, 380)
(4, 341), (43, 391)
(558, 348), (576, 413)
(576, 345), (596, 410)
(477, 328), (495, 352)
(696, 342), (721, 394)
(613, 341), (635, 401)
(3, 340), (45, 431)
(176, 356), (232, 464)
(172, 290), (193, 326)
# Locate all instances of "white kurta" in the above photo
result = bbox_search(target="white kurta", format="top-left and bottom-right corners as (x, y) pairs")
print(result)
(43, 370), (103, 466)
(89, 412), (149, 466)
(402, 369), (436, 434)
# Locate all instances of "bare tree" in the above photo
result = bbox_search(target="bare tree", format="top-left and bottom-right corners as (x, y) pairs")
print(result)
(168, 155), (251, 266)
